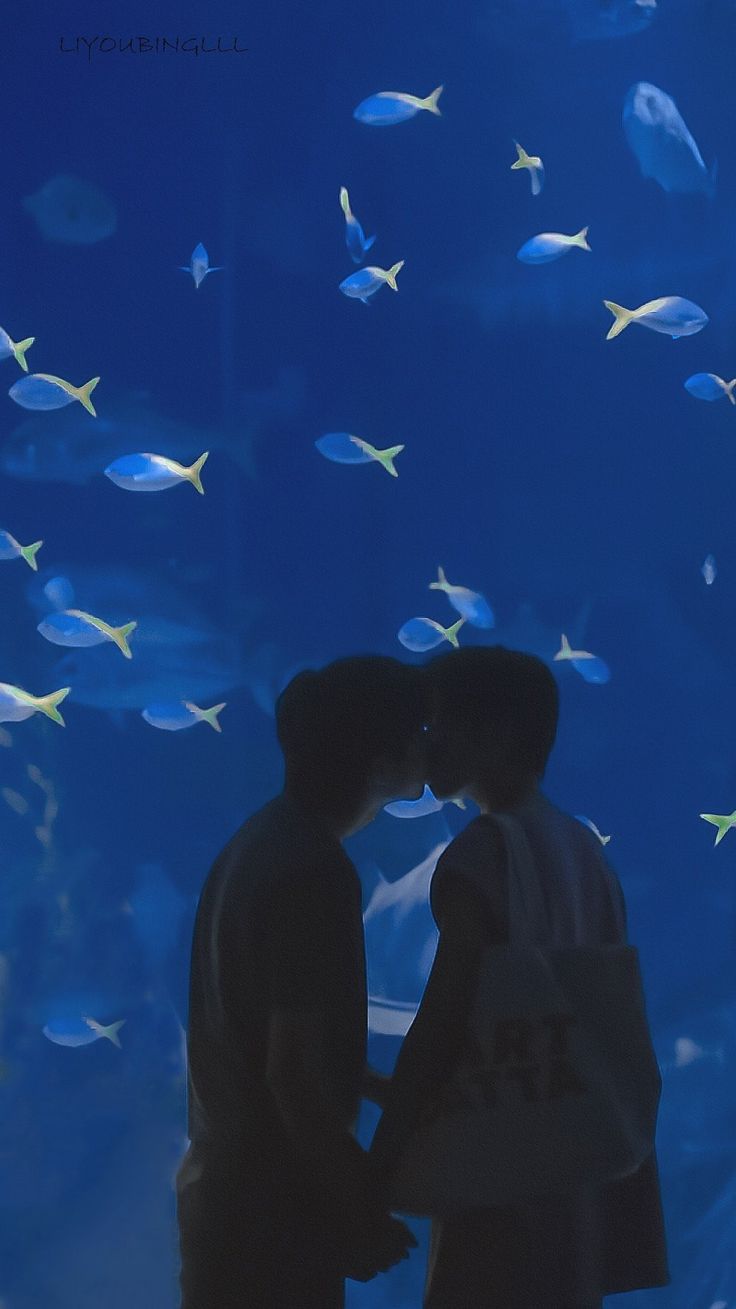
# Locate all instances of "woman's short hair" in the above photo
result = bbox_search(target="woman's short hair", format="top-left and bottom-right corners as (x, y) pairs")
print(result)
(275, 655), (427, 798)
(426, 645), (559, 797)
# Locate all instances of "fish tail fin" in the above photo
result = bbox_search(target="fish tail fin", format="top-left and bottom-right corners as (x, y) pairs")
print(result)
(700, 813), (731, 846)
(77, 376), (100, 415)
(726, 379), (736, 405)
(423, 85), (443, 115)
(187, 451), (209, 494)
(604, 301), (632, 340)
(102, 1019), (127, 1048)
(13, 337), (34, 371)
(511, 141), (527, 168)
(199, 702), (227, 732)
(446, 618), (465, 647)
(378, 444), (404, 476)
(20, 540), (43, 570)
(364, 234), (376, 252)
(112, 621), (137, 658)
(554, 633), (572, 660)
(386, 260), (404, 290)
(574, 226), (591, 251)
(339, 186), (351, 216)
(429, 565), (447, 591)
(600, 833), (611, 845)
(34, 686), (71, 726)
(451, 796), (467, 810)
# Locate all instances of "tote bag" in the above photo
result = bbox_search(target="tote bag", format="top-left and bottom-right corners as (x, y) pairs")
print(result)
(389, 811), (662, 1216)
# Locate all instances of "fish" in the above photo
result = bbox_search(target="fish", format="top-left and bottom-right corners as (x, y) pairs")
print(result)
(23, 174), (117, 244)
(315, 433), (404, 476)
(0, 530), (43, 570)
(9, 373), (100, 415)
(429, 566), (494, 628)
(699, 809), (736, 845)
(685, 373), (736, 404)
(363, 840), (450, 1036)
(48, 616), (253, 712)
(0, 327), (34, 371)
(484, 601), (591, 663)
(623, 82), (715, 197)
(510, 142), (544, 195)
(0, 683), (70, 725)
(437, 241), (728, 334)
(178, 242), (223, 288)
(339, 261), (404, 303)
(339, 187), (376, 264)
(566, 0), (657, 41)
(553, 633), (610, 683)
(353, 85), (443, 126)
(482, 0), (657, 46)
(384, 784), (466, 819)
(574, 814), (611, 844)
(37, 609), (137, 658)
(42, 1016), (126, 1047)
(702, 554), (717, 585)
(141, 701), (226, 731)
(104, 450), (209, 494)
(604, 296), (708, 340)
(398, 616), (466, 652)
(517, 227), (590, 264)
(0, 372), (303, 485)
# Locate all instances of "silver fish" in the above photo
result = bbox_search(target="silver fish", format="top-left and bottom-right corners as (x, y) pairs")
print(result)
(623, 82), (716, 196)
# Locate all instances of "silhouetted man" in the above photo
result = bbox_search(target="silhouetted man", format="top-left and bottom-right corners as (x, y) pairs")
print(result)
(176, 655), (425, 1307)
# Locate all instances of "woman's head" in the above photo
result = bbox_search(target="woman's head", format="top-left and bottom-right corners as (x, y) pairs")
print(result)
(275, 654), (428, 819)
(423, 645), (559, 809)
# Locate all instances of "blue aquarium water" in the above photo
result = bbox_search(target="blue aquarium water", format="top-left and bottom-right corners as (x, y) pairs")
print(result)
(1, 1), (735, 1305)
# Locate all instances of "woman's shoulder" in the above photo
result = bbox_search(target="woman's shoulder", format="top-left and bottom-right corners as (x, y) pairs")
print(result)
(430, 817), (507, 937)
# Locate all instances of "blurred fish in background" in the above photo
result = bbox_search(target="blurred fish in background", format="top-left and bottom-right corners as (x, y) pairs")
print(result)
(23, 174), (117, 244)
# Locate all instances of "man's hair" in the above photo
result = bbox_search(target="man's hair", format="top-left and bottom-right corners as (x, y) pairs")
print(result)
(275, 655), (427, 803)
(425, 645), (559, 803)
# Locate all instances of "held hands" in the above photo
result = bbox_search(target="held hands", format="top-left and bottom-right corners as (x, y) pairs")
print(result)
(340, 1209), (418, 1282)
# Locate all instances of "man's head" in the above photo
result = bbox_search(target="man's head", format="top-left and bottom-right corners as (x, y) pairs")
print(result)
(276, 655), (428, 832)
(423, 645), (559, 809)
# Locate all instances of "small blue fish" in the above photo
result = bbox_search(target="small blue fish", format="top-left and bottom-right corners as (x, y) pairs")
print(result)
(604, 297), (708, 340)
(429, 566), (494, 628)
(141, 701), (226, 731)
(623, 82), (715, 197)
(702, 554), (717, 586)
(353, 85), (443, 126)
(0, 682), (70, 725)
(339, 187), (376, 264)
(517, 227), (590, 264)
(398, 616), (465, 652)
(0, 326), (34, 371)
(43, 1015), (126, 1047)
(511, 142), (544, 196)
(9, 373), (100, 414)
(553, 633), (610, 684)
(0, 530), (43, 570)
(38, 609), (137, 657)
(384, 783), (466, 818)
(574, 815), (611, 845)
(339, 261), (404, 304)
(104, 451), (209, 494)
(178, 242), (223, 289)
(684, 373), (736, 405)
(315, 433), (404, 476)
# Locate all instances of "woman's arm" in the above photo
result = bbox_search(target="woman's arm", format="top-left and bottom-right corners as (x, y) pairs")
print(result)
(368, 882), (489, 1182)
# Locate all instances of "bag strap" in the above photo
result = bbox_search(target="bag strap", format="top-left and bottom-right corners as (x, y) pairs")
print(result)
(490, 811), (550, 946)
